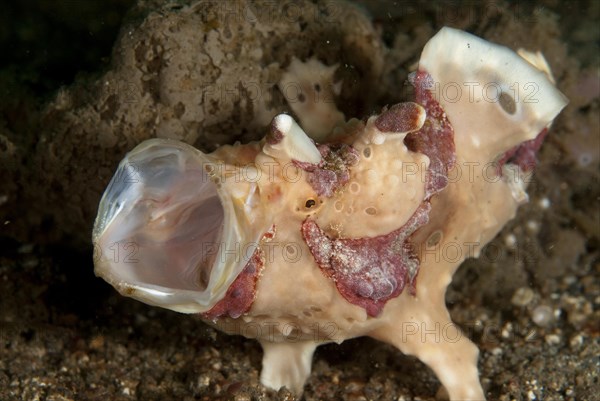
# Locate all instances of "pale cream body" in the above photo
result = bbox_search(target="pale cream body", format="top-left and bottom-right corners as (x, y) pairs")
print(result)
(93, 28), (568, 401)
(206, 28), (567, 400)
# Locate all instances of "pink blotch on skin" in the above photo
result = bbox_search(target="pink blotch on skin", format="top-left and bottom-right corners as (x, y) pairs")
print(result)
(301, 204), (430, 317)
(202, 246), (264, 320)
(301, 71), (457, 316)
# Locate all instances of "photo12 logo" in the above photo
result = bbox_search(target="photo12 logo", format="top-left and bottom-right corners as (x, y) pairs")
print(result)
(417, 79), (539, 106)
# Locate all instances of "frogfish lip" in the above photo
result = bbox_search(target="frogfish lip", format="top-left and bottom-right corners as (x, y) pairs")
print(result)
(92, 138), (265, 313)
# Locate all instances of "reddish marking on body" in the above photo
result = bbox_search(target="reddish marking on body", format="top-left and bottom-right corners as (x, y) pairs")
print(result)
(406, 70), (456, 198)
(300, 71), (457, 316)
(202, 246), (264, 320)
(294, 143), (359, 197)
(202, 227), (275, 319)
(262, 225), (277, 240)
(498, 128), (548, 172)
(301, 204), (430, 317)
(266, 118), (284, 145)
(375, 102), (424, 133)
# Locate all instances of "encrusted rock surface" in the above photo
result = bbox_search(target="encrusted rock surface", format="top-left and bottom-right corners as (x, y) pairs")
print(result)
(1, 0), (385, 245)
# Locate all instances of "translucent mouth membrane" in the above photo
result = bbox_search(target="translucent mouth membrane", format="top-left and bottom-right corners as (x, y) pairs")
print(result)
(92, 139), (254, 313)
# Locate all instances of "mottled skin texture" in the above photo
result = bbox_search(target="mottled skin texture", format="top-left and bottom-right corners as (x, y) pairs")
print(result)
(209, 95), (482, 398)
(296, 143), (360, 197)
(201, 81), (475, 395)
(406, 71), (456, 197)
(499, 128), (549, 172)
(93, 28), (567, 401)
(201, 38), (564, 398)
(301, 204), (427, 317)
(202, 247), (264, 320)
